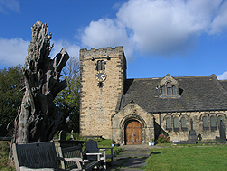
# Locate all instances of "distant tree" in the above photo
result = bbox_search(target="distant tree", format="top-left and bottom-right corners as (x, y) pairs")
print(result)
(0, 66), (23, 125)
(54, 57), (80, 133)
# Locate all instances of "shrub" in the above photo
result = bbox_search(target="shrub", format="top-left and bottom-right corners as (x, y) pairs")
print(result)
(156, 133), (170, 144)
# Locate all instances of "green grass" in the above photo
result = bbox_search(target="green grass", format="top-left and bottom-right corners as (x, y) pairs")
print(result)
(145, 146), (227, 171)
(3, 138), (227, 171)
(0, 141), (15, 171)
(96, 138), (123, 156)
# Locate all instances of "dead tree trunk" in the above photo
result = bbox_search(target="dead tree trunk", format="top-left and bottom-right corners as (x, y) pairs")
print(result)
(13, 21), (69, 143)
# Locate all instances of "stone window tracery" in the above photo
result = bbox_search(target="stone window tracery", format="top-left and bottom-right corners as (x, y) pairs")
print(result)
(159, 74), (180, 98)
(162, 82), (178, 96)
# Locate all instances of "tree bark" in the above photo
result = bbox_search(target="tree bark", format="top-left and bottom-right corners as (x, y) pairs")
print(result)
(13, 21), (69, 143)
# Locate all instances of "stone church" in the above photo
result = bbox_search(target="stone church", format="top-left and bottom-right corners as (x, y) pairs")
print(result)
(79, 46), (227, 145)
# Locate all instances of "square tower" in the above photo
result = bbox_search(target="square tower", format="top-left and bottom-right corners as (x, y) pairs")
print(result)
(80, 46), (126, 139)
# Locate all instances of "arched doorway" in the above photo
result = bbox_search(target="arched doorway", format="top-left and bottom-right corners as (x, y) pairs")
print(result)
(124, 120), (142, 145)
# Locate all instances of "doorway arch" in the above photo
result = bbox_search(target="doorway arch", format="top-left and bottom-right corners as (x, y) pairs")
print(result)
(124, 120), (142, 145)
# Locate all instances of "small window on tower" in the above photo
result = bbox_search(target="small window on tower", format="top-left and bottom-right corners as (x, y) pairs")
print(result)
(96, 60), (105, 71)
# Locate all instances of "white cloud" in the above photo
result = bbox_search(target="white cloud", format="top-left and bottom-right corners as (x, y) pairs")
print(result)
(0, 38), (28, 67)
(81, 18), (134, 58)
(50, 40), (80, 59)
(0, 0), (19, 13)
(217, 71), (227, 80)
(209, 1), (227, 34)
(0, 38), (80, 67)
(80, 0), (227, 59)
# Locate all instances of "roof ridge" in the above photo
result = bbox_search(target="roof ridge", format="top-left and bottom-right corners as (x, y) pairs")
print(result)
(126, 75), (216, 80)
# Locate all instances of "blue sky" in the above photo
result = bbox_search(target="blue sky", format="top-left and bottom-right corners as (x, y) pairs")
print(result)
(0, 0), (227, 79)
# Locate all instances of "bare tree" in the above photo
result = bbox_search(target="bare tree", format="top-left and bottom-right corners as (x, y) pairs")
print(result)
(13, 21), (69, 143)
(54, 57), (80, 133)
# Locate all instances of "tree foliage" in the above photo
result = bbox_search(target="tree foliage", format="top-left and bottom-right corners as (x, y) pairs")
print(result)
(54, 57), (80, 133)
(0, 66), (23, 125)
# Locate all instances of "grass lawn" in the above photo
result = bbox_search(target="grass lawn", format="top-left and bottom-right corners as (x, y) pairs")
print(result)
(145, 146), (227, 171)
(0, 141), (15, 171)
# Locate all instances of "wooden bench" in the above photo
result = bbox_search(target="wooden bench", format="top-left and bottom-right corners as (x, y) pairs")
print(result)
(85, 139), (114, 170)
(58, 144), (101, 171)
(12, 142), (90, 171)
(12, 142), (64, 171)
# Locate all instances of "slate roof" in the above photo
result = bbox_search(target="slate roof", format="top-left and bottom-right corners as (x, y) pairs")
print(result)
(116, 74), (227, 113)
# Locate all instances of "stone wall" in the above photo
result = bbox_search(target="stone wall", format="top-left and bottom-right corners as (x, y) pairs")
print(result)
(153, 111), (227, 141)
(80, 47), (126, 139)
(112, 103), (154, 145)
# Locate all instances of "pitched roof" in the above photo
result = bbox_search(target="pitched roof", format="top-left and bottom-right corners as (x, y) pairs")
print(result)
(116, 74), (227, 113)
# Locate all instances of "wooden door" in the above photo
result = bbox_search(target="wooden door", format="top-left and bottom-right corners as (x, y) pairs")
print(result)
(125, 120), (142, 145)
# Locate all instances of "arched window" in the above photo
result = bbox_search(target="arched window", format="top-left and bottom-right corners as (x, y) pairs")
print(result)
(167, 82), (172, 95)
(166, 118), (171, 130)
(203, 116), (209, 130)
(162, 86), (166, 95)
(181, 117), (187, 130)
(161, 82), (178, 96)
(96, 60), (105, 71)
(210, 116), (217, 130)
(174, 117), (179, 132)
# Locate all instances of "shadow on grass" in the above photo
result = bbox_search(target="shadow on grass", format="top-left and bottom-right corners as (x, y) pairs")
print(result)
(120, 156), (150, 169)
(150, 152), (161, 155)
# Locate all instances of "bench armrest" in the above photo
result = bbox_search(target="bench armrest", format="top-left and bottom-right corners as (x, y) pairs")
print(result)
(19, 166), (55, 171)
(99, 148), (113, 156)
(86, 152), (103, 161)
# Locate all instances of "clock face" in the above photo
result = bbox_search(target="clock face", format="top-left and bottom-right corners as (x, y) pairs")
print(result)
(95, 70), (106, 82)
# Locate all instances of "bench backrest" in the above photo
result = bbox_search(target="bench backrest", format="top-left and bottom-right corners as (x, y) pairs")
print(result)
(85, 139), (100, 161)
(85, 139), (99, 153)
(58, 144), (83, 169)
(12, 142), (58, 171)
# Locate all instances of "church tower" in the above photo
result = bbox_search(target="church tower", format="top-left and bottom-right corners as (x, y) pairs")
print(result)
(80, 47), (126, 139)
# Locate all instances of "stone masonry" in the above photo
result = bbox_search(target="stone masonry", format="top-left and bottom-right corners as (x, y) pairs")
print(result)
(80, 46), (227, 144)
(80, 47), (126, 139)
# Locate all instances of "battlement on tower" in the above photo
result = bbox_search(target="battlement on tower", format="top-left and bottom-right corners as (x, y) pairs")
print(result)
(80, 46), (124, 60)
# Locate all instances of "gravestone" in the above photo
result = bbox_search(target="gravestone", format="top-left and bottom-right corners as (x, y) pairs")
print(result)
(59, 130), (66, 141)
(188, 119), (198, 142)
(71, 130), (75, 140)
(13, 21), (69, 143)
(219, 120), (226, 141)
